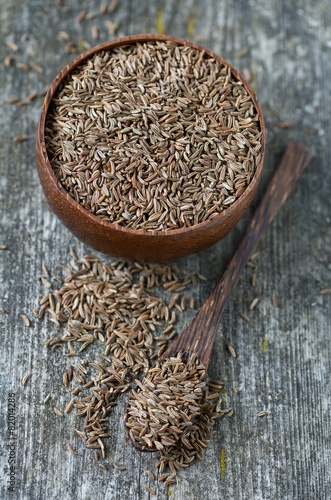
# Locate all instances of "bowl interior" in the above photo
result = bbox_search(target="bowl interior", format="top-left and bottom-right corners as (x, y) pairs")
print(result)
(36, 34), (265, 261)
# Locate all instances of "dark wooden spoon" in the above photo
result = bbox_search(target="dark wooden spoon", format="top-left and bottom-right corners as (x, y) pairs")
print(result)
(124, 142), (312, 452)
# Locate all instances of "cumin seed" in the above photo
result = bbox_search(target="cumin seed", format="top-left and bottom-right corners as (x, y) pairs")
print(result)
(21, 315), (30, 327)
(257, 411), (268, 417)
(67, 443), (77, 455)
(54, 407), (64, 417)
(22, 372), (31, 386)
(227, 344), (236, 358)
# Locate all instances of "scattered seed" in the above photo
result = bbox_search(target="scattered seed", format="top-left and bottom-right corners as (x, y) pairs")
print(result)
(16, 62), (29, 71)
(30, 60), (44, 73)
(42, 262), (49, 276)
(74, 429), (87, 440)
(21, 315), (30, 326)
(4, 55), (13, 67)
(65, 42), (77, 54)
(54, 407), (64, 417)
(145, 470), (155, 480)
(321, 289), (331, 295)
(145, 487), (156, 495)
(272, 290), (277, 307)
(22, 372), (31, 386)
(257, 411), (268, 417)
(85, 11), (95, 20)
(6, 40), (19, 52)
(114, 464), (126, 470)
(65, 400), (74, 413)
(232, 386), (238, 394)
(108, 0), (118, 13)
(32, 308), (39, 318)
(159, 473), (170, 482)
(236, 48), (249, 58)
(304, 128), (314, 135)
(13, 135), (28, 143)
(76, 9), (86, 22)
(239, 313), (250, 322)
(99, 463), (107, 470)
(249, 298), (259, 310)
(67, 443), (77, 455)
(197, 273), (208, 282)
(104, 19), (119, 36)
(41, 277), (51, 288)
(250, 274), (256, 287)
(35, 251), (219, 483)
(7, 97), (19, 104)
(194, 34), (206, 42)
(91, 25), (98, 40)
(278, 122), (292, 128)
(44, 393), (51, 403)
(227, 344), (236, 358)
(57, 31), (70, 41)
(68, 364), (73, 382)
(249, 252), (260, 261)
(225, 409), (234, 417)
(99, 2), (107, 15)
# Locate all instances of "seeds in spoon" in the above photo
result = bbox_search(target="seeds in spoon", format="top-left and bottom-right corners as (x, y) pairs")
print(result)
(126, 353), (206, 452)
(153, 383), (223, 482)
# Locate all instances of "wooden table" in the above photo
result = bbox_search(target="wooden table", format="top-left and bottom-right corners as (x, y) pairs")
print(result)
(1, 1), (330, 499)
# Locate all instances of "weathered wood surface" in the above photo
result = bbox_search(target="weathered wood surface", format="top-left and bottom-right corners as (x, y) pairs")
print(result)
(0, 1), (330, 499)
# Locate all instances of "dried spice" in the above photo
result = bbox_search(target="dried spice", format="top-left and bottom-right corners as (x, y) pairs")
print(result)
(45, 41), (262, 231)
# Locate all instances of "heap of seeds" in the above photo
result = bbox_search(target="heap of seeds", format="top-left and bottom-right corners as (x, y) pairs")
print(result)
(45, 40), (262, 231)
(36, 251), (206, 454)
(36, 253), (231, 484)
(126, 353), (207, 451)
(38, 251), (202, 369)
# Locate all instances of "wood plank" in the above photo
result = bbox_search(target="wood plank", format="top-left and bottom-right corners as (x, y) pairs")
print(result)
(0, 0), (329, 499)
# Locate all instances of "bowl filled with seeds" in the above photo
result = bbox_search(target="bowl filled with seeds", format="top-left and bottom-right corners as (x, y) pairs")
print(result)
(36, 34), (265, 262)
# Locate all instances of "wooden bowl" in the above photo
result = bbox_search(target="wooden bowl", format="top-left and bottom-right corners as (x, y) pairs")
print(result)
(35, 34), (265, 263)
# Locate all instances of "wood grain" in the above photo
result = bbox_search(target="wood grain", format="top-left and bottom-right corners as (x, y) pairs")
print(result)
(0, 1), (330, 499)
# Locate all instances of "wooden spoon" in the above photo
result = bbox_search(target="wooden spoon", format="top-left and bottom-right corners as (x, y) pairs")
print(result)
(124, 142), (312, 452)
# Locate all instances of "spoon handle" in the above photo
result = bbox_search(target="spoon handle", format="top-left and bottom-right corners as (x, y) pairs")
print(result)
(164, 142), (312, 367)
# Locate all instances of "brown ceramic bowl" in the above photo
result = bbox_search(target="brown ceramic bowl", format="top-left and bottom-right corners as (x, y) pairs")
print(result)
(36, 34), (265, 263)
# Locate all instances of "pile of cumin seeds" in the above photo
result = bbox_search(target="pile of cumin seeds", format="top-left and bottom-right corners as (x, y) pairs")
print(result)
(39, 252), (202, 367)
(126, 353), (207, 451)
(45, 40), (262, 231)
(36, 251), (205, 458)
(36, 253), (231, 483)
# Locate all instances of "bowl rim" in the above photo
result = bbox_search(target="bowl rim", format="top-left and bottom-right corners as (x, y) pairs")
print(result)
(37, 33), (265, 239)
